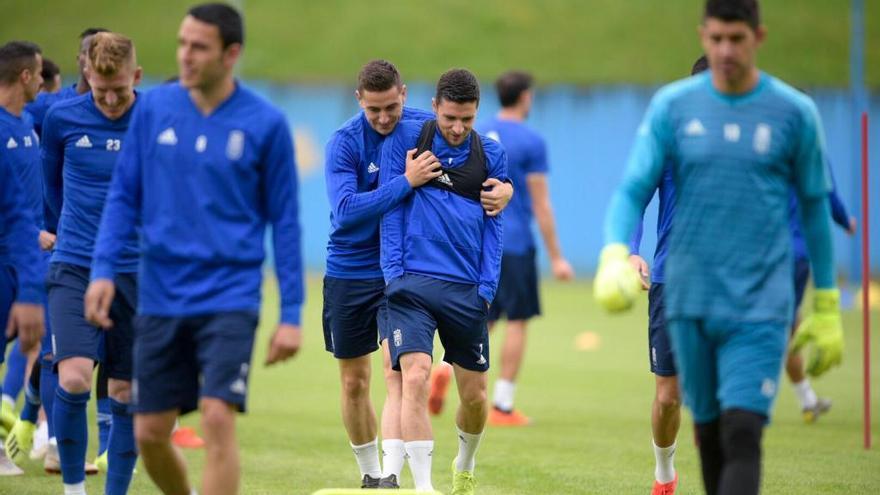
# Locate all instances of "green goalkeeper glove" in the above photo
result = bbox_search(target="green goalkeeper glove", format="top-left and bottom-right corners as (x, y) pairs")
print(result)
(791, 288), (844, 378)
(594, 243), (642, 312)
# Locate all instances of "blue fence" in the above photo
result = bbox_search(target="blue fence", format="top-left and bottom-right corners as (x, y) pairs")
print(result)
(240, 81), (880, 278)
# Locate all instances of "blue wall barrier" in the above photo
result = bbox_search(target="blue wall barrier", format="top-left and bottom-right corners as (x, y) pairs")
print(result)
(239, 81), (880, 278)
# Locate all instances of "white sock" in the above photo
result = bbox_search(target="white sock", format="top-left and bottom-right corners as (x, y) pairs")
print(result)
(33, 420), (49, 449)
(405, 440), (434, 491)
(455, 427), (484, 473)
(63, 482), (87, 495)
(351, 438), (382, 478)
(381, 438), (406, 478)
(793, 379), (818, 409)
(190, 491), (198, 495)
(493, 379), (516, 411)
(1, 394), (13, 409)
(653, 440), (676, 483)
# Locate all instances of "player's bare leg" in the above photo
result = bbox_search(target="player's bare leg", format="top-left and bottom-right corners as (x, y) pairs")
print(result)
(489, 320), (531, 426)
(200, 398), (239, 495)
(451, 365), (487, 494)
(379, 341), (404, 487)
(338, 355), (380, 485)
(400, 352), (434, 491)
(652, 375), (680, 493)
(136, 410), (191, 494)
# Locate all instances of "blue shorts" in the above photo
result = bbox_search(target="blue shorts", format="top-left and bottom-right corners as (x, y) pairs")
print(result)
(793, 257), (811, 322)
(648, 283), (676, 377)
(132, 311), (259, 415)
(668, 318), (788, 424)
(47, 262), (137, 381)
(322, 276), (387, 359)
(488, 249), (541, 322)
(386, 273), (489, 372)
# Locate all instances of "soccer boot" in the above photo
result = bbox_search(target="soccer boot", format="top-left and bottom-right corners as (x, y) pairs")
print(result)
(0, 447), (24, 476)
(428, 364), (452, 415)
(361, 474), (381, 488)
(43, 443), (60, 474)
(652, 473), (678, 495)
(172, 425), (205, 449)
(451, 458), (477, 495)
(4, 418), (36, 465)
(803, 397), (832, 424)
(378, 474), (400, 488)
(487, 406), (531, 427)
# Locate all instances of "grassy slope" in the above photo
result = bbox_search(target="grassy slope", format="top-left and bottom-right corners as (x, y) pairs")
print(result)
(0, 0), (875, 87)
(11, 277), (880, 494)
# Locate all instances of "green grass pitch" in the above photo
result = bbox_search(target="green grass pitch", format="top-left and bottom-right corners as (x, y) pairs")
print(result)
(8, 276), (880, 494)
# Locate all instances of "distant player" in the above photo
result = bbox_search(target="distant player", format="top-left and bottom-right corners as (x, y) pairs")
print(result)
(40, 58), (62, 93)
(31, 32), (142, 495)
(0, 40), (47, 477)
(596, 2), (844, 494)
(323, 59), (512, 488)
(380, 68), (508, 494)
(85, 4), (304, 494)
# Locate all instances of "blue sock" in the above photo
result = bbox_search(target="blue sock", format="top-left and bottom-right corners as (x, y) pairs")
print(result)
(2, 341), (27, 400)
(54, 387), (90, 484)
(20, 380), (40, 423)
(105, 399), (137, 495)
(97, 397), (112, 455)
(39, 360), (58, 439)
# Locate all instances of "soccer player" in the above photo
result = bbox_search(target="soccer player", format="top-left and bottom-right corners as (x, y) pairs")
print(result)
(595, 2), (844, 494)
(477, 70), (574, 426)
(41, 58), (62, 93)
(84, 4), (304, 495)
(324, 59), (512, 488)
(0, 39), (47, 476)
(380, 68), (508, 494)
(34, 31), (143, 495)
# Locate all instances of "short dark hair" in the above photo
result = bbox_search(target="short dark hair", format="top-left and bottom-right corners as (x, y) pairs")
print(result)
(357, 60), (402, 92)
(80, 27), (110, 40)
(41, 57), (60, 81)
(691, 55), (709, 75)
(704, 0), (760, 30)
(495, 70), (533, 108)
(0, 41), (41, 85)
(435, 68), (480, 105)
(188, 3), (244, 48)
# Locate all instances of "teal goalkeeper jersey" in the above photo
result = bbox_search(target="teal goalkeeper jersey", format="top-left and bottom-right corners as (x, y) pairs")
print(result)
(609, 71), (831, 323)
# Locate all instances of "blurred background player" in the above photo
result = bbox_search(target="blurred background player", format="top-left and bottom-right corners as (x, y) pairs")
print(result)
(0, 39), (47, 476)
(380, 68), (508, 494)
(84, 4), (304, 494)
(596, 1), (844, 494)
(627, 55), (709, 495)
(40, 58), (61, 94)
(35, 31), (142, 495)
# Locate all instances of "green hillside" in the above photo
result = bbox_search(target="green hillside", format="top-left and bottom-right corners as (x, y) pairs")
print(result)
(0, 0), (876, 87)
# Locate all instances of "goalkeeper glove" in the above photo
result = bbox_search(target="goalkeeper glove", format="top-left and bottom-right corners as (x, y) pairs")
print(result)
(791, 288), (844, 378)
(594, 243), (642, 312)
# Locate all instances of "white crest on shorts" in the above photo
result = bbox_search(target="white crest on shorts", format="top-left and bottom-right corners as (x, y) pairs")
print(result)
(226, 130), (244, 160)
(476, 343), (487, 365)
(761, 378), (776, 398)
(753, 123), (772, 154)
(230, 378), (247, 395)
(651, 347), (657, 367)
(393, 328), (403, 347)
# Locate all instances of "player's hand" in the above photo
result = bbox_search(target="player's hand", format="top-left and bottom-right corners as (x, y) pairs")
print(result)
(6, 303), (44, 353)
(404, 148), (442, 188)
(791, 288), (844, 377)
(847, 217), (857, 236)
(84, 279), (116, 329)
(594, 243), (642, 312)
(39, 230), (56, 251)
(551, 257), (575, 281)
(628, 254), (650, 290)
(265, 323), (302, 365)
(481, 179), (513, 217)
